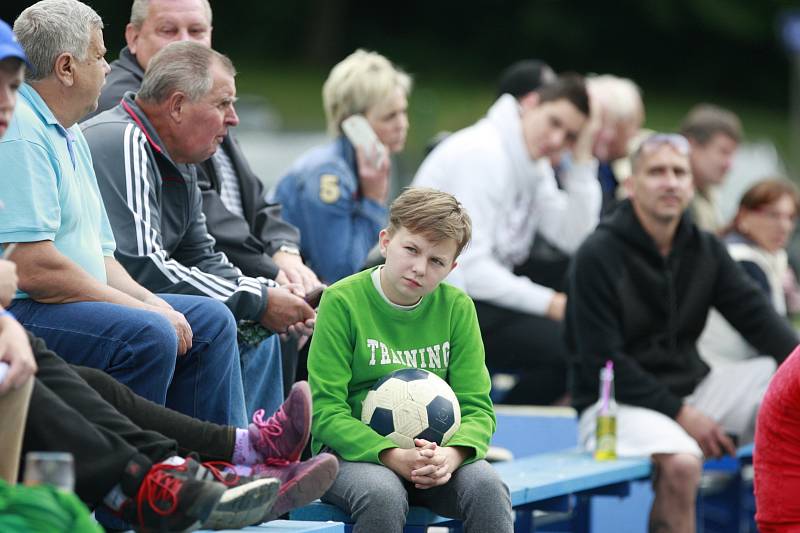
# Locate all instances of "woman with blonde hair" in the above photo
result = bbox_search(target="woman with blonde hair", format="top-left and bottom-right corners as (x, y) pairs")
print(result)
(271, 49), (412, 284)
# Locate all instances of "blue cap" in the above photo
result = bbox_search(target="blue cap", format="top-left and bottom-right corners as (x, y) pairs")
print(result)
(0, 19), (29, 67)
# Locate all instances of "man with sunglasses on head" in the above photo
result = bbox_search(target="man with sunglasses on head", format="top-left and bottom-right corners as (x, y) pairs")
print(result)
(566, 132), (798, 532)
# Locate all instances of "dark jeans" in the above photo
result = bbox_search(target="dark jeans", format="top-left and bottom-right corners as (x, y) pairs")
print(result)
(239, 334), (284, 423)
(474, 301), (570, 405)
(280, 336), (299, 394)
(11, 294), (246, 426)
(23, 334), (177, 505)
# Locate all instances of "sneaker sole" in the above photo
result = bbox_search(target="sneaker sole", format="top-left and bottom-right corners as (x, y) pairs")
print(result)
(137, 482), (226, 533)
(203, 477), (281, 530)
(262, 455), (338, 522)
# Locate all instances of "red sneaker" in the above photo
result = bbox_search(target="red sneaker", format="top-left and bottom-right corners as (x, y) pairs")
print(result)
(249, 381), (312, 462)
(254, 453), (338, 521)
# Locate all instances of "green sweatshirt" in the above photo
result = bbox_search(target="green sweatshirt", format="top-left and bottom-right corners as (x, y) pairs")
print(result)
(308, 267), (496, 464)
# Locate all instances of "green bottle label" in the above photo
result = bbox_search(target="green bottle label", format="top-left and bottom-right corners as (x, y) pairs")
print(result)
(595, 414), (617, 461)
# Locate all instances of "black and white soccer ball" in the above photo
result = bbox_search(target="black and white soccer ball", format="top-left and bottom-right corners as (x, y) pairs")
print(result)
(361, 368), (461, 448)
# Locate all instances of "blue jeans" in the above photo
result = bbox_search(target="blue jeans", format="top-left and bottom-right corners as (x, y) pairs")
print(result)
(9, 294), (246, 426)
(239, 334), (283, 421)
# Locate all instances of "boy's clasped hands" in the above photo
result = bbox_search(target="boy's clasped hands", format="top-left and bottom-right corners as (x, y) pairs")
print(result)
(380, 439), (471, 489)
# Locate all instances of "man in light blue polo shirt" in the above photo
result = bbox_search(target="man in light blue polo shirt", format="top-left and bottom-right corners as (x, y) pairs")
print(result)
(2, 83), (116, 288)
(0, 0), (245, 427)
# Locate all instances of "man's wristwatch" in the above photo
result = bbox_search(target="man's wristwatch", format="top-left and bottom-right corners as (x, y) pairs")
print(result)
(277, 244), (300, 256)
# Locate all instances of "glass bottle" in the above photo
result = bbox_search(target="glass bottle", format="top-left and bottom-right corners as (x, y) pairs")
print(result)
(594, 360), (617, 461)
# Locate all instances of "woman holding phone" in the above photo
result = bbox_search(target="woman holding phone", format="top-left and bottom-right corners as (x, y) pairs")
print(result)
(271, 49), (411, 284)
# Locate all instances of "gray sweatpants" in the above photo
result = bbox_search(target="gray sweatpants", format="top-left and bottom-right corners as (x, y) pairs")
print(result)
(321, 456), (513, 533)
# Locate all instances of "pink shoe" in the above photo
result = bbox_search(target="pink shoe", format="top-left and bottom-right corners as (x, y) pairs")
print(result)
(254, 453), (339, 521)
(249, 381), (312, 462)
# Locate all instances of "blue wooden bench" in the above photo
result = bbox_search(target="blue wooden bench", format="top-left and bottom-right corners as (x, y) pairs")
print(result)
(289, 449), (652, 533)
(492, 406), (759, 533)
(492, 405), (578, 457)
(698, 444), (756, 533)
(198, 519), (345, 532)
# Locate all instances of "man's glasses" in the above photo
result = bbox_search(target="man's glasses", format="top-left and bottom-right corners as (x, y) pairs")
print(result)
(636, 133), (690, 157)
(630, 133), (691, 172)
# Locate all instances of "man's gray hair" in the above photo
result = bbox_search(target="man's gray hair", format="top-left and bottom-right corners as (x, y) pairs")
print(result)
(130, 0), (213, 27)
(138, 41), (234, 104)
(13, 0), (103, 81)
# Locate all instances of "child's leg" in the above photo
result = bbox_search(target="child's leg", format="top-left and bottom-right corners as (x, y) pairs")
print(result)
(321, 458), (409, 533)
(74, 364), (234, 461)
(411, 459), (513, 533)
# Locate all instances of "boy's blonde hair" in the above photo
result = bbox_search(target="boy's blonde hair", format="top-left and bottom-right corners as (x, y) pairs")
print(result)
(387, 188), (472, 258)
(322, 49), (412, 136)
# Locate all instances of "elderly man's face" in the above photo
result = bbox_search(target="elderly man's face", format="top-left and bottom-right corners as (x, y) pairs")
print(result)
(74, 27), (110, 117)
(173, 60), (238, 163)
(594, 114), (642, 162)
(126, 0), (211, 70)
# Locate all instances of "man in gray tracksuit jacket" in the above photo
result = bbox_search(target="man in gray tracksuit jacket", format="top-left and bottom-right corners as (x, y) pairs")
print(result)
(81, 43), (315, 419)
(85, 42), (319, 390)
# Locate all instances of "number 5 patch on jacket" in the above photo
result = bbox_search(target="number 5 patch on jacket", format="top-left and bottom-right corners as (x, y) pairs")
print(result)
(319, 174), (340, 204)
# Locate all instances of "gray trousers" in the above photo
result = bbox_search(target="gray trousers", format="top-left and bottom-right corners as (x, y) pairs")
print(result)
(321, 456), (513, 533)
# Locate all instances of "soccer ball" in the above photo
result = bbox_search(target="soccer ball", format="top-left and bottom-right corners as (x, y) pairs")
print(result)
(361, 368), (461, 448)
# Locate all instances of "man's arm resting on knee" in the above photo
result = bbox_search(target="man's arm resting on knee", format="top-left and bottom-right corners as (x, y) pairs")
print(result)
(13, 241), (155, 309)
(105, 257), (193, 354)
(676, 404), (736, 458)
(104, 256), (170, 308)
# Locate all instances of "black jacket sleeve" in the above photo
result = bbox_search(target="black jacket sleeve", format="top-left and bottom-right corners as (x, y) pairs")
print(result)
(738, 260), (771, 295)
(713, 242), (798, 363)
(195, 135), (301, 280)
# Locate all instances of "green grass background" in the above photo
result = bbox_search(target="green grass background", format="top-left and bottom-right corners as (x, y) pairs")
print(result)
(238, 62), (795, 183)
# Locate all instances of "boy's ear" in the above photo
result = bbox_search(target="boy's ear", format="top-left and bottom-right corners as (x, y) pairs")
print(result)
(378, 228), (390, 258)
(449, 260), (458, 273)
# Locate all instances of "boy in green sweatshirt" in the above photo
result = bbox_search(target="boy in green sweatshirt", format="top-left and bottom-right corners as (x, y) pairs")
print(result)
(308, 187), (513, 532)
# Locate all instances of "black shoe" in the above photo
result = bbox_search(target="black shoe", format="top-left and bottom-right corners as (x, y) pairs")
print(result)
(119, 455), (225, 533)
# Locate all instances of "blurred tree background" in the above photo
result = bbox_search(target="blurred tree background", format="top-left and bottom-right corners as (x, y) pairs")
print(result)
(3, 0), (798, 179)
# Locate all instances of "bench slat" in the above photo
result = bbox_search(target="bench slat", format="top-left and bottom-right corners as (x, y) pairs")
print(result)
(199, 519), (345, 532)
(493, 449), (651, 503)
